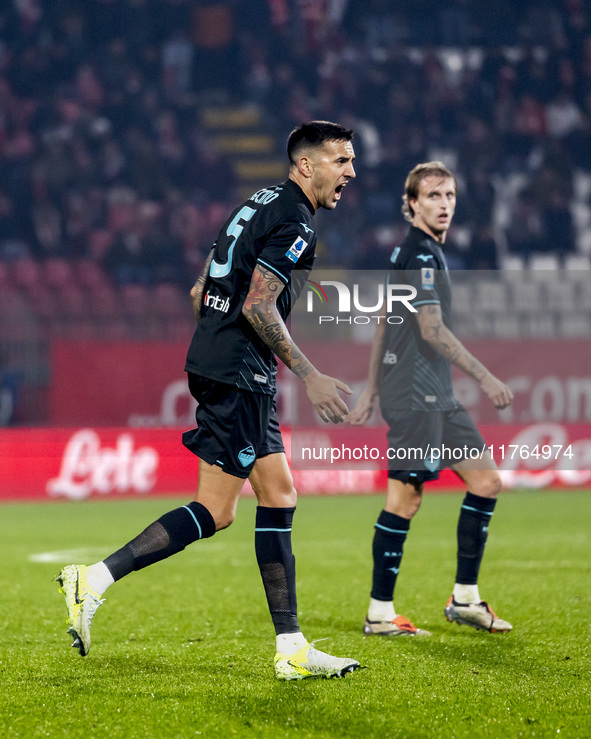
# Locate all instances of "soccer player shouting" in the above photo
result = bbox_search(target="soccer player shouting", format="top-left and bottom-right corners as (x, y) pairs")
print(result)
(57, 122), (361, 680)
(349, 162), (514, 637)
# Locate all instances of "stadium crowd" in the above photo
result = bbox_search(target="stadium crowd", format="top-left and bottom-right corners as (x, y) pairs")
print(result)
(1, 0), (591, 285)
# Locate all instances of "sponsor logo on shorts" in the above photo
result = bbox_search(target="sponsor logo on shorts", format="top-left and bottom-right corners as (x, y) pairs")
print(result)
(253, 374), (267, 384)
(425, 395), (437, 403)
(238, 445), (256, 467)
(286, 237), (308, 263)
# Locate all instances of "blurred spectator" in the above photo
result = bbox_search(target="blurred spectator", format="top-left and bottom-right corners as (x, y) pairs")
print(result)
(30, 195), (63, 257)
(506, 193), (546, 255)
(464, 225), (499, 271)
(0, 189), (19, 248)
(546, 89), (584, 139)
(161, 30), (194, 95)
(102, 201), (184, 285)
(542, 189), (576, 256)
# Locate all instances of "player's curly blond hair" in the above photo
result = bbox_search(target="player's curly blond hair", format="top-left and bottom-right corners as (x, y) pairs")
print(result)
(401, 162), (457, 222)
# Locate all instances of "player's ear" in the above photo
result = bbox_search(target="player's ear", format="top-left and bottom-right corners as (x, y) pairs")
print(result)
(296, 154), (314, 179)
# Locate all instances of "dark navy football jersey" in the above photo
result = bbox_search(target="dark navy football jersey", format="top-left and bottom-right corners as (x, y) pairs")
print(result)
(379, 226), (458, 410)
(185, 179), (316, 394)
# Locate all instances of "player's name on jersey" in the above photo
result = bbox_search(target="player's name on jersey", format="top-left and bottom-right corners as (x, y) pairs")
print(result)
(250, 187), (281, 204)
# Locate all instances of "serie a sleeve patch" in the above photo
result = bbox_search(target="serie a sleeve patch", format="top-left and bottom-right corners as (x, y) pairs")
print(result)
(421, 267), (435, 290)
(286, 236), (309, 263)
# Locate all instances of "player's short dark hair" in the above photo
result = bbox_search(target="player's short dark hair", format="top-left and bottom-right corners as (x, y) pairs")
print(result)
(287, 121), (355, 165)
(402, 161), (457, 222)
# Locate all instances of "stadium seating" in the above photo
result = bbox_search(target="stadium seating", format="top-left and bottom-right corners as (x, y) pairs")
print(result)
(2, 0), (591, 427)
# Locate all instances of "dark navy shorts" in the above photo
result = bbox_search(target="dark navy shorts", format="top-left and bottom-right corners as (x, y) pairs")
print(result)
(182, 373), (285, 479)
(381, 404), (486, 484)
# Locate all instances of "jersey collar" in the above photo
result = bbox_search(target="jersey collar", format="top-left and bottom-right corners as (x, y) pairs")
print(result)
(282, 179), (315, 215)
(409, 225), (445, 250)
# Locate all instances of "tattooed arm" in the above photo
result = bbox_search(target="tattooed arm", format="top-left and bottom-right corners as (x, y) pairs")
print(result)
(417, 303), (513, 409)
(189, 250), (214, 323)
(348, 304), (387, 426)
(242, 263), (352, 423)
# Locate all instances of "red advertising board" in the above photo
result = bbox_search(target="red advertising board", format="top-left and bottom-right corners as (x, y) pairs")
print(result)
(49, 339), (591, 429)
(0, 427), (196, 501)
(49, 341), (194, 427)
(1, 423), (590, 501)
(3, 337), (583, 501)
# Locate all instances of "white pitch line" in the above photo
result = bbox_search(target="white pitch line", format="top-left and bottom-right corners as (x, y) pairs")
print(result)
(29, 548), (113, 564)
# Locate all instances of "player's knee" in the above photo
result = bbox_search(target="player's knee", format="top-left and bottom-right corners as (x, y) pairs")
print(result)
(406, 489), (423, 518)
(386, 479), (423, 518)
(200, 498), (239, 531)
(472, 472), (502, 499)
(213, 509), (236, 531)
(256, 485), (297, 508)
(283, 485), (297, 508)
(251, 470), (297, 507)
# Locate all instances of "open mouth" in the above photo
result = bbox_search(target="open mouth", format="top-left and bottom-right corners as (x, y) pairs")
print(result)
(335, 183), (346, 199)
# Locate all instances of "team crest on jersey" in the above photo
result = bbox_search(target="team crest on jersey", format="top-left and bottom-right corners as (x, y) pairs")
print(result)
(286, 236), (308, 263)
(238, 445), (256, 467)
(421, 267), (434, 290)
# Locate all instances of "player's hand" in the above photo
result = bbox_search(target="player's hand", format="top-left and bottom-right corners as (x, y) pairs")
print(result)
(347, 388), (377, 426)
(480, 373), (514, 410)
(303, 371), (352, 424)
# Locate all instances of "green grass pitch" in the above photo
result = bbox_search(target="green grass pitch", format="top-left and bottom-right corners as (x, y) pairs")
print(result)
(1, 490), (590, 739)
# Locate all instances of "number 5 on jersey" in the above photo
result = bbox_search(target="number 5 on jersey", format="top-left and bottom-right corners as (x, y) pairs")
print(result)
(210, 205), (257, 278)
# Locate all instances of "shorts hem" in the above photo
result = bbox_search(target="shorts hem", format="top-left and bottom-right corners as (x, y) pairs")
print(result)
(387, 469), (441, 483)
(257, 445), (286, 459)
(182, 434), (252, 480)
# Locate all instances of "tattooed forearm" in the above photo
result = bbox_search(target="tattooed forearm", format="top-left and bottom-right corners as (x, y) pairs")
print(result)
(418, 304), (487, 381)
(432, 334), (486, 379)
(190, 251), (214, 322)
(243, 264), (314, 380)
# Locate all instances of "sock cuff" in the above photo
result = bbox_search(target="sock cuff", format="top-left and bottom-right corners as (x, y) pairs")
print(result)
(255, 506), (295, 530)
(376, 509), (410, 534)
(185, 501), (216, 539)
(463, 491), (497, 515)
